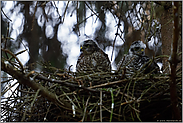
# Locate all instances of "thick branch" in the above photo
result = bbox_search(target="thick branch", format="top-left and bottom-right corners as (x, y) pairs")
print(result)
(1, 60), (83, 114)
(169, 1), (181, 120)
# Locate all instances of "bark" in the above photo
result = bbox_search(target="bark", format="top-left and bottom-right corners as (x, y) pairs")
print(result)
(169, 1), (181, 120)
(1, 60), (82, 114)
(159, 2), (173, 74)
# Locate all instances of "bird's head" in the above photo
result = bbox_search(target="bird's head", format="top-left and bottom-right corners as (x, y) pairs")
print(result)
(128, 41), (146, 56)
(80, 40), (100, 55)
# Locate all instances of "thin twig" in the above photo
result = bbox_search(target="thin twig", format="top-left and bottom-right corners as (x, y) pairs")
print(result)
(30, 89), (40, 112)
(31, 1), (38, 31)
(84, 1), (105, 25)
(62, 1), (70, 23)
(1, 60), (83, 114)
(81, 95), (91, 122)
(2, 49), (24, 72)
(1, 8), (12, 22)
(100, 90), (102, 122)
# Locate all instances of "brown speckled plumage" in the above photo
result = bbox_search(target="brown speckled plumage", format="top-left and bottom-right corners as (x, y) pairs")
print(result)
(76, 40), (111, 74)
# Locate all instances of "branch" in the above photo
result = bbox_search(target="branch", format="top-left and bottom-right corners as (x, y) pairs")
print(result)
(2, 49), (24, 72)
(168, 1), (181, 120)
(33, 73), (106, 94)
(1, 60), (83, 114)
(1, 8), (12, 22)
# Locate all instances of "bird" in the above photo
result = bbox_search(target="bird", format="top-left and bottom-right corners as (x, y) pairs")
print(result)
(117, 41), (159, 78)
(76, 39), (111, 74)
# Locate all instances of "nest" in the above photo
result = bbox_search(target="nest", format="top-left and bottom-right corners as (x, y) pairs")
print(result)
(1, 59), (182, 122)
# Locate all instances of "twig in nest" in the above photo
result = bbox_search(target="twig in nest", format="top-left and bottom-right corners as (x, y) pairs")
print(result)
(100, 90), (102, 122)
(81, 95), (91, 122)
(30, 89), (41, 112)
(1, 60), (83, 114)
(2, 49), (24, 73)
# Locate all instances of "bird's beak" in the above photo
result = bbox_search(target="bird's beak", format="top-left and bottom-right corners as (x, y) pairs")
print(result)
(141, 48), (144, 52)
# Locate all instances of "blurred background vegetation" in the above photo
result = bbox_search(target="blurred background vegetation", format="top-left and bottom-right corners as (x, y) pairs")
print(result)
(2, 1), (181, 71)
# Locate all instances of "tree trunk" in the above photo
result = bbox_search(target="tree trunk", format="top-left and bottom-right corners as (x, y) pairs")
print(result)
(169, 1), (181, 120)
(159, 2), (173, 74)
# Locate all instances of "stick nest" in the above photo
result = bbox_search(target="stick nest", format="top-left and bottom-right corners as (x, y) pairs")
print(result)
(1, 59), (182, 122)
